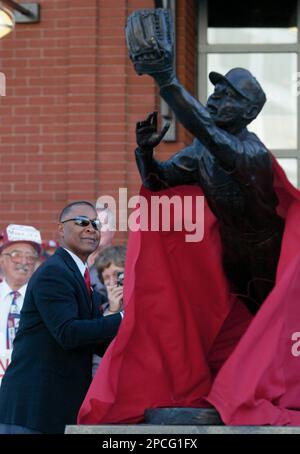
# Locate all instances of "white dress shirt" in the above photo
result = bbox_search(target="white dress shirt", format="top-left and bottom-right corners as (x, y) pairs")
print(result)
(63, 248), (87, 278)
(0, 280), (27, 386)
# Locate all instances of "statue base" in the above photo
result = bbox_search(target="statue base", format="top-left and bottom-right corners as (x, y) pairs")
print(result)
(144, 407), (223, 425)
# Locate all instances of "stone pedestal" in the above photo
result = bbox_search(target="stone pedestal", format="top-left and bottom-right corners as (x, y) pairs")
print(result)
(65, 425), (300, 434)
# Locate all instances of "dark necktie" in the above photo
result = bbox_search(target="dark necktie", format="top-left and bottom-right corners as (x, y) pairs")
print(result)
(6, 290), (21, 349)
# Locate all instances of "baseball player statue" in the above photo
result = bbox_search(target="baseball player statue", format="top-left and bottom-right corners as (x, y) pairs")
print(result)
(126, 8), (284, 314)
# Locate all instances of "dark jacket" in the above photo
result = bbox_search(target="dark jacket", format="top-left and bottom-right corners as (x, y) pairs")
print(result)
(0, 247), (122, 434)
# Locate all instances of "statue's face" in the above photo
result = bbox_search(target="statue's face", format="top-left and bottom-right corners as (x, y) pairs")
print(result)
(206, 81), (250, 130)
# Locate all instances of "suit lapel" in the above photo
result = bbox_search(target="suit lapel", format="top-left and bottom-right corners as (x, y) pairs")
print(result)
(55, 248), (92, 313)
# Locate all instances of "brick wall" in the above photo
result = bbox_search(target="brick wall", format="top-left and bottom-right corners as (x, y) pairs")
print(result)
(0, 0), (197, 243)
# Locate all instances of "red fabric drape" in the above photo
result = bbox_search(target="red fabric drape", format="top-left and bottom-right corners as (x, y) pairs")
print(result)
(206, 158), (300, 425)
(78, 156), (300, 425)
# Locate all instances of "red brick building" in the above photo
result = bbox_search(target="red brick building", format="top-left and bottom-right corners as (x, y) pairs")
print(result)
(0, 0), (197, 243)
(0, 0), (298, 243)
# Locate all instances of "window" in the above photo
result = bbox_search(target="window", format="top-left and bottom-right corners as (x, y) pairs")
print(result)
(197, 0), (299, 186)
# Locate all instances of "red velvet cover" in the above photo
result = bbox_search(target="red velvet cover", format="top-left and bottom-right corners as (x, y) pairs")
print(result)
(206, 159), (300, 425)
(78, 157), (300, 425)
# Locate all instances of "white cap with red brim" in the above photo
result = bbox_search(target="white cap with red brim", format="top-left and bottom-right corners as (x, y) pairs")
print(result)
(0, 224), (42, 255)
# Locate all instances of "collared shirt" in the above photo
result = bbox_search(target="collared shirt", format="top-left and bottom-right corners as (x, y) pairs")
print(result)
(63, 248), (87, 277)
(0, 280), (27, 386)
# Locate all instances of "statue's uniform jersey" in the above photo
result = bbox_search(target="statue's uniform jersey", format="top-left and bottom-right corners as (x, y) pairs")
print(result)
(135, 131), (284, 313)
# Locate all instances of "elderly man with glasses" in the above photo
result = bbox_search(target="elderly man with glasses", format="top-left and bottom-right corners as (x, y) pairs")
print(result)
(0, 224), (41, 386)
(0, 201), (122, 434)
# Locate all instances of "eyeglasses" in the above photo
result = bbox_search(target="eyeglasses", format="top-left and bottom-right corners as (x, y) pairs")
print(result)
(61, 216), (101, 231)
(2, 251), (38, 265)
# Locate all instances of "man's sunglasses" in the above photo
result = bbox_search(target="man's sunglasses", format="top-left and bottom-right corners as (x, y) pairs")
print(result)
(61, 216), (101, 231)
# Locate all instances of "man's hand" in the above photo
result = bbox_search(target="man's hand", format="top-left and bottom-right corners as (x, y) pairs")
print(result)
(136, 112), (170, 151)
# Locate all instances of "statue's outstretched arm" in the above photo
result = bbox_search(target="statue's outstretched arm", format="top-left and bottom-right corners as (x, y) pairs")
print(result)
(126, 9), (264, 174)
(160, 81), (242, 171)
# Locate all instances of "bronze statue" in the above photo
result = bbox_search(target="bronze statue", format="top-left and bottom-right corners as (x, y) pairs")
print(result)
(126, 8), (284, 314)
(76, 9), (300, 428)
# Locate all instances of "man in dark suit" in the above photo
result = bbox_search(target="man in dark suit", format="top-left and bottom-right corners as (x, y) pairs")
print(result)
(0, 201), (123, 434)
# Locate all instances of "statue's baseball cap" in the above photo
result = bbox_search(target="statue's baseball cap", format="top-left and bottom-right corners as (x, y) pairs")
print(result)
(209, 67), (266, 112)
(0, 224), (42, 255)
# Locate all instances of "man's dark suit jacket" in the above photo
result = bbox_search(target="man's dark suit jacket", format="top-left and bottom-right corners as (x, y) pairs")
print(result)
(0, 247), (122, 434)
